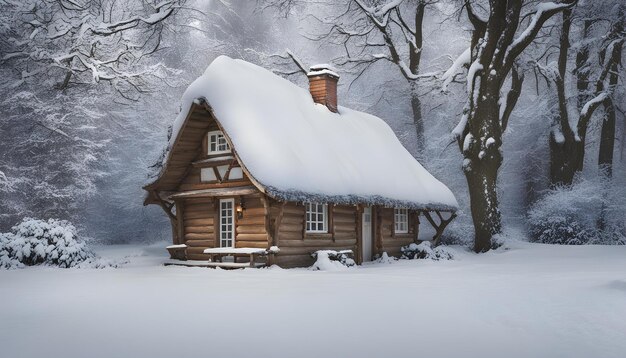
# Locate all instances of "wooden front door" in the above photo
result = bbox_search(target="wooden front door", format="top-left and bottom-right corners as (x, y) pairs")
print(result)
(362, 206), (373, 262)
(219, 198), (235, 248)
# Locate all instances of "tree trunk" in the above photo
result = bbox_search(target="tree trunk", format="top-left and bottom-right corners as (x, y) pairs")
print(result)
(410, 82), (425, 155)
(550, 137), (581, 186)
(598, 99), (616, 177)
(598, 38), (621, 177)
(549, 9), (585, 187)
(466, 160), (502, 252)
(464, 86), (503, 252)
(460, 0), (572, 251)
(619, 113), (626, 162)
(571, 19), (592, 177)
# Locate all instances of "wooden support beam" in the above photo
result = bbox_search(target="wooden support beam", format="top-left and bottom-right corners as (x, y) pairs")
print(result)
(175, 199), (185, 245)
(355, 205), (363, 265)
(260, 194), (272, 246)
(273, 202), (285, 247)
(423, 210), (457, 247)
(154, 190), (179, 242)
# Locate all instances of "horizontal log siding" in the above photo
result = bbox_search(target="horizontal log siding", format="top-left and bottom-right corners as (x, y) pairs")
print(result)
(181, 194), (270, 260)
(182, 198), (215, 260)
(235, 194), (269, 249)
(378, 207), (419, 258)
(272, 202), (358, 268)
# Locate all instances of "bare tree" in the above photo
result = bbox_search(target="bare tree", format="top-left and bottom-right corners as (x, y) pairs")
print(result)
(0, 0), (193, 228)
(448, 0), (575, 252)
(264, 0), (442, 155)
(597, 9), (624, 178)
(1, 0), (188, 100)
(536, 3), (625, 186)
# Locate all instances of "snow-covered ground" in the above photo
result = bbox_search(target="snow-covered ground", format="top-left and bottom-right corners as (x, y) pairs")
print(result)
(1, 241), (626, 358)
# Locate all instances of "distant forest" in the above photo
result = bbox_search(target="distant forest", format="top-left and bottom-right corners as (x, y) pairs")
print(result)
(1, 0), (624, 250)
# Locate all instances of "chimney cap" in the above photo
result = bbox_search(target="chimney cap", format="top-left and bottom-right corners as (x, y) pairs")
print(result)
(307, 64), (339, 79)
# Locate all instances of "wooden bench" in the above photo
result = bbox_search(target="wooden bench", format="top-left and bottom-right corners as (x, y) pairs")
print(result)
(202, 247), (274, 268)
(166, 244), (187, 260)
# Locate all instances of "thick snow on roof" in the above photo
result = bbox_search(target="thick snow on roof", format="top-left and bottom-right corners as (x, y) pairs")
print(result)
(308, 63), (339, 78)
(170, 56), (458, 210)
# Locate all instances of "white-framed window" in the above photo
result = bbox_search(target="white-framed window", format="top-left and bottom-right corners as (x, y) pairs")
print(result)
(207, 130), (230, 154)
(305, 203), (328, 233)
(394, 208), (409, 234)
(220, 199), (234, 248)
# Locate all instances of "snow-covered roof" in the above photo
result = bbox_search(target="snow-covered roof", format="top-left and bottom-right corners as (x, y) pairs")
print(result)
(154, 56), (458, 211)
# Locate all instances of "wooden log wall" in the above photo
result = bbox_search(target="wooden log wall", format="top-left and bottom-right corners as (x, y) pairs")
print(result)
(180, 194), (270, 260)
(270, 202), (358, 268)
(376, 207), (419, 258)
(182, 198), (215, 260)
(234, 194), (269, 249)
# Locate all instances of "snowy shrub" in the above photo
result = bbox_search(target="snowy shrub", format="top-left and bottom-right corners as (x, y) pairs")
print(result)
(528, 178), (626, 245)
(0, 218), (99, 268)
(490, 233), (506, 250)
(375, 252), (397, 264)
(310, 250), (355, 271)
(0, 233), (24, 269)
(401, 242), (454, 260)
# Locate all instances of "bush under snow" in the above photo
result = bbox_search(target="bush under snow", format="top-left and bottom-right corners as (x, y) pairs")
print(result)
(528, 178), (626, 245)
(309, 250), (355, 271)
(0, 218), (100, 269)
(401, 242), (454, 260)
(375, 252), (397, 264)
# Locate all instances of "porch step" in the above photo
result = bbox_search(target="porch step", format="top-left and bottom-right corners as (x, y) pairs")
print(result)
(163, 259), (265, 269)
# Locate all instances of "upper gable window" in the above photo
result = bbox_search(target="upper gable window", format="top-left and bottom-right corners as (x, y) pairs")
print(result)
(207, 130), (230, 154)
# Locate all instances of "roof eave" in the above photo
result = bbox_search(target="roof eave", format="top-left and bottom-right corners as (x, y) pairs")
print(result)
(264, 186), (458, 212)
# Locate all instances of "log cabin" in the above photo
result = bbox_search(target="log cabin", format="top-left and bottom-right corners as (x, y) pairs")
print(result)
(143, 56), (458, 268)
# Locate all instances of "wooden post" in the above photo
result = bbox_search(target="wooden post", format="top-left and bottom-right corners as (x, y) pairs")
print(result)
(214, 199), (220, 248)
(260, 195), (273, 247)
(355, 205), (363, 265)
(328, 203), (335, 241)
(274, 202), (285, 246)
(175, 199), (185, 246)
(154, 191), (178, 245)
(373, 206), (382, 257)
(414, 212), (420, 243)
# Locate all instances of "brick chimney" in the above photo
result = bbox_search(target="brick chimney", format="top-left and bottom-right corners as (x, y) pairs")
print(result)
(307, 64), (339, 113)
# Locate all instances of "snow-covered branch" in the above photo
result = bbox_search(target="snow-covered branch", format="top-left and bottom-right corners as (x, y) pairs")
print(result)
(441, 47), (470, 91)
(353, 0), (404, 28)
(499, 64), (524, 132)
(269, 50), (309, 77)
(579, 92), (608, 126)
(504, 1), (576, 71)
(1, 0), (190, 98)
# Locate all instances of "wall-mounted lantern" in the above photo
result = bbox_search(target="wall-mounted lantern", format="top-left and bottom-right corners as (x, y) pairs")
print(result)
(236, 197), (245, 219)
